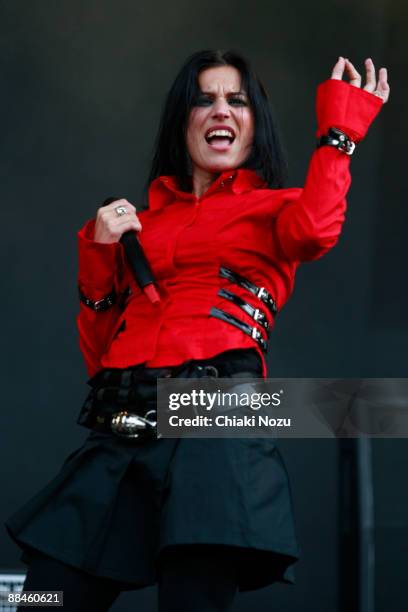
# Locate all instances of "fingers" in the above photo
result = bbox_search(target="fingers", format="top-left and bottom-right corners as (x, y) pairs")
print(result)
(330, 56), (363, 87)
(343, 58), (362, 87)
(375, 66), (390, 104)
(330, 56), (346, 80)
(330, 56), (390, 104)
(115, 215), (142, 232)
(97, 199), (140, 224)
(360, 58), (390, 103)
(94, 198), (142, 243)
(362, 58), (376, 91)
(100, 198), (137, 215)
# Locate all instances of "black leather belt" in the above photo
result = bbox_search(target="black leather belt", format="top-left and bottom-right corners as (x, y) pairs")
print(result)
(210, 307), (268, 352)
(219, 266), (278, 316)
(218, 288), (269, 331)
(77, 351), (263, 439)
(87, 364), (174, 389)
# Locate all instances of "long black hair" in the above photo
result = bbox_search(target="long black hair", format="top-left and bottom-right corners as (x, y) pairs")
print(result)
(144, 49), (288, 202)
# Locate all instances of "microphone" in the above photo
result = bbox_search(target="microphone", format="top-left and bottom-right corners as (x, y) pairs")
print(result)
(102, 197), (160, 305)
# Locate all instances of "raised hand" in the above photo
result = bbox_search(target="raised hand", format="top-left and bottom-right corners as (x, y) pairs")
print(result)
(331, 56), (390, 104)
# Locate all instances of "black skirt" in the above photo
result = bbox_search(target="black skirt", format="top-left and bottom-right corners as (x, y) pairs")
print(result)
(5, 349), (300, 592)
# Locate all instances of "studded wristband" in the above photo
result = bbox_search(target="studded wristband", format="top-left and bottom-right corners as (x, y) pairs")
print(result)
(78, 286), (117, 312)
(316, 127), (356, 156)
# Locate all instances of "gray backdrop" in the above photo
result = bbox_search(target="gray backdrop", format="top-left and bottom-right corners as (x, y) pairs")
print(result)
(1, 1), (407, 611)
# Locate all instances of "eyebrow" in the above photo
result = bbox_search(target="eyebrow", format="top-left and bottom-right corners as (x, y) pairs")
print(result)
(199, 90), (248, 96)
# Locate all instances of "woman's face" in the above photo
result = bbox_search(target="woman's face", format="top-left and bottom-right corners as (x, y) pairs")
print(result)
(185, 65), (255, 176)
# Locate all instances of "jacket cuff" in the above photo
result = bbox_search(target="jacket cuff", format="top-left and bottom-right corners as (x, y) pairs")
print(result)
(77, 218), (124, 293)
(316, 78), (383, 143)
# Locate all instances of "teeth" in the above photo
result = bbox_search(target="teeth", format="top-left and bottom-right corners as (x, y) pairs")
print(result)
(206, 129), (234, 139)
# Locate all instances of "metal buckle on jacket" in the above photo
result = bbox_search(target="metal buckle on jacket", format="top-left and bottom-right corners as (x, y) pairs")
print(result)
(256, 287), (276, 313)
(219, 266), (278, 316)
(110, 409), (159, 439)
(253, 308), (268, 328)
(217, 287), (270, 331)
(257, 287), (268, 300)
(209, 307), (268, 353)
(251, 326), (267, 350)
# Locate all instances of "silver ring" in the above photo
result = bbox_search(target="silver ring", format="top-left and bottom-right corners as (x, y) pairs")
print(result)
(115, 205), (128, 217)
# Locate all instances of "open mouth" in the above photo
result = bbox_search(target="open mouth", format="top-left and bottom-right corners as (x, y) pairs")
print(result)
(205, 127), (236, 151)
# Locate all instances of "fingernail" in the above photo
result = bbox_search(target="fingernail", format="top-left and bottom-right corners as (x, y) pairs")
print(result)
(338, 56), (343, 61)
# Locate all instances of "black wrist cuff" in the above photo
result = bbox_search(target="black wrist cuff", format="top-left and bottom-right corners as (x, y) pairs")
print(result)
(316, 127), (356, 155)
(78, 286), (117, 312)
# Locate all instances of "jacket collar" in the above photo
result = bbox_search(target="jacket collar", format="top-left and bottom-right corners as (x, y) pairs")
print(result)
(147, 168), (267, 212)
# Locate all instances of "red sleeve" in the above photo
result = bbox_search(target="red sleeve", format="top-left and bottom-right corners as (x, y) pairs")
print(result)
(76, 218), (127, 377)
(274, 78), (383, 262)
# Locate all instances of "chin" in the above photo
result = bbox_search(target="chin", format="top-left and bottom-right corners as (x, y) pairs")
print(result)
(203, 160), (239, 173)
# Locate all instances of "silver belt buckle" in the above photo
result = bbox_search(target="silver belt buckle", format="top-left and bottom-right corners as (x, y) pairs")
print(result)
(110, 410), (158, 439)
(195, 365), (219, 378)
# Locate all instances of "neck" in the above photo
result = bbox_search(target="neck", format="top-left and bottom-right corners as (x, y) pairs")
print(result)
(191, 167), (220, 199)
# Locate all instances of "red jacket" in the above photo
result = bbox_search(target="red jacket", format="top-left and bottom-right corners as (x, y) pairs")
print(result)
(76, 79), (383, 378)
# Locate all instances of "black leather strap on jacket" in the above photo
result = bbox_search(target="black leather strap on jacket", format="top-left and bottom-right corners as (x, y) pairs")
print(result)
(78, 286), (117, 312)
(210, 307), (268, 352)
(219, 266), (278, 317)
(316, 127), (356, 156)
(218, 288), (270, 332)
(78, 285), (132, 313)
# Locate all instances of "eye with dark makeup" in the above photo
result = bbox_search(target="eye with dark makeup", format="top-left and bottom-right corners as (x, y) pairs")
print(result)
(193, 93), (249, 107)
(192, 95), (211, 107)
(229, 96), (248, 106)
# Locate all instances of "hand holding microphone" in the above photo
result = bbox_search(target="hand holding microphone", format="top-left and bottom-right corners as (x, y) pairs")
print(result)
(94, 197), (160, 305)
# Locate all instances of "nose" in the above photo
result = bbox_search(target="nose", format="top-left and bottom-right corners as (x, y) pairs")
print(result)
(211, 97), (231, 119)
